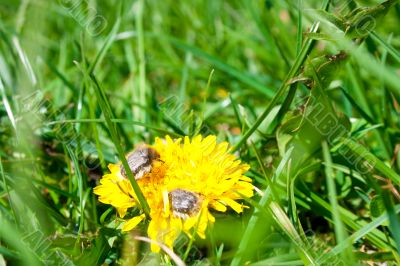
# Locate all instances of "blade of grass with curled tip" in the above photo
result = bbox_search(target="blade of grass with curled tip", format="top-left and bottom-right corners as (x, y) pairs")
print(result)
(90, 74), (150, 217)
(232, 0), (330, 152)
(308, 11), (400, 103)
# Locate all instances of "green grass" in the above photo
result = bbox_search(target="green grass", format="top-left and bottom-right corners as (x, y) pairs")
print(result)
(1, 0), (400, 265)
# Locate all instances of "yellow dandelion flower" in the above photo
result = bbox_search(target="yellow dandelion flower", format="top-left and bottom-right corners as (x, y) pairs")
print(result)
(93, 135), (253, 252)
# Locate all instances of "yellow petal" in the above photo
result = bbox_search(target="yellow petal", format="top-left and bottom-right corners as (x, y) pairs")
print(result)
(221, 197), (243, 213)
(163, 218), (182, 248)
(196, 207), (211, 239)
(122, 214), (145, 231)
(193, 135), (203, 144)
(210, 200), (227, 212)
(162, 189), (170, 217)
(117, 207), (128, 218)
(148, 216), (182, 252)
(183, 216), (197, 233)
(108, 163), (120, 173)
(148, 218), (161, 252)
(239, 175), (252, 182)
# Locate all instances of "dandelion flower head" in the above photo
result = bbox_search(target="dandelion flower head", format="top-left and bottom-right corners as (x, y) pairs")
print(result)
(94, 135), (253, 252)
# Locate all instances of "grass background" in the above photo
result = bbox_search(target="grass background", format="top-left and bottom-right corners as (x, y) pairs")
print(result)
(1, 0), (400, 265)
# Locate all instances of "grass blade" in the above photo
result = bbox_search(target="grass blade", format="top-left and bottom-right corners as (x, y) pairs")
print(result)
(322, 141), (353, 262)
(90, 74), (150, 217)
(232, 0), (330, 151)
